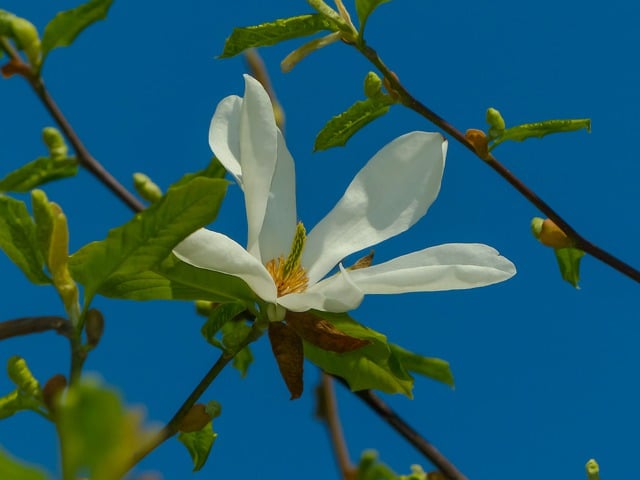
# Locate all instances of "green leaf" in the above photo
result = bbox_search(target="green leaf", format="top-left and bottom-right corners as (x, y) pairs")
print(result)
(201, 303), (247, 348)
(355, 0), (391, 35)
(177, 422), (217, 472)
(0, 157), (78, 194)
(389, 344), (454, 387)
(554, 247), (585, 288)
(314, 95), (394, 151)
(57, 379), (153, 480)
(0, 196), (50, 284)
(220, 15), (334, 58)
(41, 0), (114, 62)
(490, 118), (591, 149)
(171, 157), (227, 187)
(303, 312), (414, 397)
(232, 346), (253, 378)
(69, 177), (227, 301)
(0, 448), (48, 480)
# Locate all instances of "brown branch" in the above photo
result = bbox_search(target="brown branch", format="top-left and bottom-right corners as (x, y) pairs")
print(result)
(355, 42), (640, 284)
(316, 373), (357, 480)
(0, 316), (72, 341)
(334, 377), (467, 480)
(0, 38), (144, 213)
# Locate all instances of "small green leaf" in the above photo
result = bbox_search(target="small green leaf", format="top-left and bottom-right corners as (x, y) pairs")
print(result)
(0, 448), (48, 480)
(232, 345), (253, 378)
(0, 196), (50, 284)
(178, 422), (217, 472)
(314, 95), (394, 151)
(355, 0), (391, 35)
(554, 247), (585, 288)
(0, 157), (78, 193)
(220, 15), (334, 58)
(490, 118), (591, 149)
(41, 0), (114, 62)
(389, 344), (454, 387)
(201, 303), (247, 348)
(57, 379), (153, 480)
(303, 312), (414, 396)
(69, 177), (227, 301)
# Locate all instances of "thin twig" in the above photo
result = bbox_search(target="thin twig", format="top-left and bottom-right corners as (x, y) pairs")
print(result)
(335, 377), (468, 480)
(0, 316), (72, 341)
(0, 38), (144, 213)
(355, 42), (640, 284)
(316, 373), (357, 480)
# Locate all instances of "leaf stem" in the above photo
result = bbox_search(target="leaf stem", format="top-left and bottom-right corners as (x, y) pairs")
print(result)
(354, 42), (640, 284)
(316, 373), (357, 480)
(0, 315), (72, 340)
(335, 378), (468, 480)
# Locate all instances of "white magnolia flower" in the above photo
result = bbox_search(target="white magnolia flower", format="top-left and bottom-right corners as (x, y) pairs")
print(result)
(174, 75), (515, 321)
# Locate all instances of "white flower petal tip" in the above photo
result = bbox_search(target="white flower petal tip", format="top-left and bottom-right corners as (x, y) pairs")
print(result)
(346, 243), (516, 294)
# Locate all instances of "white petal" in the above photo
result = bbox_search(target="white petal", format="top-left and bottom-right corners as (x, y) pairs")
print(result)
(258, 129), (298, 262)
(209, 95), (243, 186)
(173, 228), (277, 302)
(239, 74), (279, 260)
(347, 243), (516, 293)
(279, 265), (364, 313)
(304, 132), (447, 284)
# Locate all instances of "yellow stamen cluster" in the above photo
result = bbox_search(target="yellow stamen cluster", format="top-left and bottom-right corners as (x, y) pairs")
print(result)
(265, 222), (309, 297)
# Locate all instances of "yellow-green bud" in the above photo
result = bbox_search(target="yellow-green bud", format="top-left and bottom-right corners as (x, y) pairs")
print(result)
(42, 127), (68, 160)
(364, 71), (383, 98)
(486, 107), (506, 131)
(9, 16), (41, 69)
(133, 172), (163, 203)
(7, 356), (40, 398)
(585, 459), (599, 480)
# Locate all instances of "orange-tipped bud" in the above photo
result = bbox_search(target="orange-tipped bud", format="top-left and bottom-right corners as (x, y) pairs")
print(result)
(531, 217), (574, 248)
(465, 129), (490, 160)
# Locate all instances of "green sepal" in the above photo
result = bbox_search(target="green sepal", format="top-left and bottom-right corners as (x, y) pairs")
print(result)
(554, 247), (585, 288)
(0, 447), (48, 480)
(355, 0), (391, 36)
(220, 14), (335, 58)
(177, 422), (217, 472)
(0, 195), (51, 284)
(68, 177), (228, 302)
(389, 344), (454, 387)
(490, 118), (591, 150)
(40, 0), (114, 67)
(314, 94), (394, 151)
(0, 157), (78, 194)
(57, 379), (153, 480)
(303, 311), (414, 397)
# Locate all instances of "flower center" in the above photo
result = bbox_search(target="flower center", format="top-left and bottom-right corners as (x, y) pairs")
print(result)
(265, 222), (309, 296)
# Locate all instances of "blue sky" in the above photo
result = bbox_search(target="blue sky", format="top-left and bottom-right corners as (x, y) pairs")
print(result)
(1, 1), (639, 478)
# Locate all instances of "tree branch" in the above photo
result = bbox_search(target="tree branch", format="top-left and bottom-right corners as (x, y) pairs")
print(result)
(0, 316), (72, 341)
(354, 42), (640, 284)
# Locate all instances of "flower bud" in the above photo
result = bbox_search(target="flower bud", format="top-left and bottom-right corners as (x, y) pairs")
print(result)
(42, 374), (67, 414)
(486, 107), (506, 131)
(133, 173), (163, 203)
(85, 308), (105, 348)
(9, 16), (41, 68)
(364, 72), (383, 98)
(42, 127), (68, 160)
(179, 403), (213, 433)
(531, 217), (573, 248)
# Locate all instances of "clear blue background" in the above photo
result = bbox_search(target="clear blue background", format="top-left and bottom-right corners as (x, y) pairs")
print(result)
(1, 1), (638, 479)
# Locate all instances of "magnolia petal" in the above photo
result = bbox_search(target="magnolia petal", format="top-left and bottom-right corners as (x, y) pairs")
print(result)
(209, 94), (243, 185)
(279, 265), (364, 313)
(347, 243), (516, 293)
(173, 228), (277, 302)
(304, 132), (447, 284)
(258, 129), (298, 262)
(239, 75), (279, 259)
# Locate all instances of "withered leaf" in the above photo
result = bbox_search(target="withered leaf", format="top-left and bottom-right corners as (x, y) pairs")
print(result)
(268, 322), (304, 400)
(286, 311), (369, 353)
